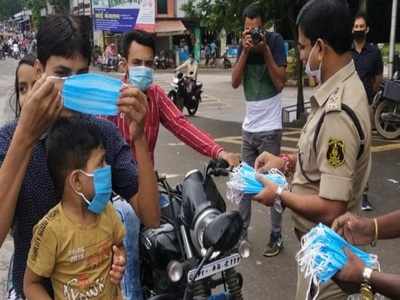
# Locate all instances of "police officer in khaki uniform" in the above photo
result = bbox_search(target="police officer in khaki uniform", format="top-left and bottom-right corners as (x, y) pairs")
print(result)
(253, 1), (372, 299)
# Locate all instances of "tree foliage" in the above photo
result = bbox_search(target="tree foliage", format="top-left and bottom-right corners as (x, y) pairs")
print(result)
(182, 0), (309, 119)
(0, 0), (24, 21)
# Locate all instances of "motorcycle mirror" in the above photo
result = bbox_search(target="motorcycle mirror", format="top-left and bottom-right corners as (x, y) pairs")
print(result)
(203, 211), (243, 252)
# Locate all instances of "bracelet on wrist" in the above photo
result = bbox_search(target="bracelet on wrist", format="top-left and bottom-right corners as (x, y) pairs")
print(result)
(280, 154), (294, 177)
(360, 283), (374, 300)
(371, 218), (378, 247)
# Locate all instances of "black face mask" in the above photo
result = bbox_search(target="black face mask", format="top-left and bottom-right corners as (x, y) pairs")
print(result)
(353, 30), (366, 41)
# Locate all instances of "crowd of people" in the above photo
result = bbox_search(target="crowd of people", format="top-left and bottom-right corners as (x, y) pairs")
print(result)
(0, 32), (36, 60)
(0, 0), (398, 299)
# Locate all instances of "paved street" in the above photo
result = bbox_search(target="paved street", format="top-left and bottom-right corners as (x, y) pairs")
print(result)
(0, 57), (399, 299)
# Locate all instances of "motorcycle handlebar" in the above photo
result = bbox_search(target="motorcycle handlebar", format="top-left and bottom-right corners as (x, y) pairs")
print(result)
(207, 159), (231, 177)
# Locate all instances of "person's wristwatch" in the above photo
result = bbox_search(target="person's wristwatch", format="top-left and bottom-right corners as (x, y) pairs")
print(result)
(276, 185), (284, 197)
(360, 267), (374, 300)
(362, 267), (373, 284)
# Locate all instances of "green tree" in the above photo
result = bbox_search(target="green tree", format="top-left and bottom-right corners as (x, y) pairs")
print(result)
(23, 0), (46, 28)
(182, 0), (308, 120)
(48, 0), (70, 14)
(0, 0), (24, 21)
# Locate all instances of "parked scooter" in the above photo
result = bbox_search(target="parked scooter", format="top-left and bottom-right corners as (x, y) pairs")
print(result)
(141, 160), (249, 300)
(373, 75), (400, 139)
(100, 55), (120, 72)
(0, 48), (5, 60)
(168, 72), (203, 116)
(223, 52), (232, 69)
(155, 55), (168, 69)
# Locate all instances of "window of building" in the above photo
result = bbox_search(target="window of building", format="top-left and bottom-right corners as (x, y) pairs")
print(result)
(157, 0), (168, 14)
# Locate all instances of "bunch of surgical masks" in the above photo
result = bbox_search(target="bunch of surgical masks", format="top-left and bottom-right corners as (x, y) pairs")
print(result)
(62, 73), (122, 116)
(226, 163), (287, 211)
(296, 223), (379, 300)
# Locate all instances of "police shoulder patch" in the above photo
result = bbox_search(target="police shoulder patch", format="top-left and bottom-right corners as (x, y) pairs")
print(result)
(325, 85), (344, 113)
(327, 138), (345, 168)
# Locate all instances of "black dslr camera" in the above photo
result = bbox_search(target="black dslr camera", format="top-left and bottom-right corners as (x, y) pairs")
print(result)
(250, 27), (266, 45)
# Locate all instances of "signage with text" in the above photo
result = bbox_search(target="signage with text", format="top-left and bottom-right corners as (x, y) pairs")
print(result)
(94, 8), (139, 33)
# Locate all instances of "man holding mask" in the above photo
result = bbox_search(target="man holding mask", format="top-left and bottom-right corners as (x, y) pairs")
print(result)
(253, 0), (372, 298)
(108, 30), (240, 166)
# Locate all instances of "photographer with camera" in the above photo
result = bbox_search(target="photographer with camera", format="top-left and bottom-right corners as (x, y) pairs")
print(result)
(232, 3), (287, 257)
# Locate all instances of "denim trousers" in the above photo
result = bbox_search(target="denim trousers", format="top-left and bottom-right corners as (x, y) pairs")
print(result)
(113, 199), (143, 300)
(239, 129), (283, 238)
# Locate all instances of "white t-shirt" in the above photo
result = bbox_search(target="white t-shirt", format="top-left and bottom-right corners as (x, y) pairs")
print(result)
(242, 93), (282, 133)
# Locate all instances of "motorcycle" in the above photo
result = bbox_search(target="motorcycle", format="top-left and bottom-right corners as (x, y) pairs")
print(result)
(155, 55), (168, 70)
(141, 160), (249, 300)
(168, 72), (203, 116)
(11, 47), (20, 60)
(0, 48), (5, 60)
(100, 55), (120, 72)
(373, 77), (400, 139)
(223, 53), (232, 69)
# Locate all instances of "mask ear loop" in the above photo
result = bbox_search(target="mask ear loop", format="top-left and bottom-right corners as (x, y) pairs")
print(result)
(68, 170), (93, 206)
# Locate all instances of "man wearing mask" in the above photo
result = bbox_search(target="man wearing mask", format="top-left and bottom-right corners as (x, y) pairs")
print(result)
(352, 13), (383, 212)
(109, 30), (239, 166)
(175, 53), (198, 80)
(253, 0), (372, 298)
(232, 2), (287, 257)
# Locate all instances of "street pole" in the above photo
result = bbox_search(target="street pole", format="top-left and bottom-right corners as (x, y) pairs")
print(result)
(388, 0), (398, 78)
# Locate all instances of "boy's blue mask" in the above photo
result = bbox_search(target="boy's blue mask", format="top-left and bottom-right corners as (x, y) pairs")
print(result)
(129, 66), (154, 91)
(62, 73), (122, 116)
(75, 165), (113, 214)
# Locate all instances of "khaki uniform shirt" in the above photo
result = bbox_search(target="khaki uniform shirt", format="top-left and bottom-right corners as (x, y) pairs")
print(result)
(292, 60), (372, 233)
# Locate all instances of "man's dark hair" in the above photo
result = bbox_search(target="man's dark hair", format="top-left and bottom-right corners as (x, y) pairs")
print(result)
(243, 3), (265, 23)
(122, 30), (156, 59)
(297, 0), (353, 54)
(37, 15), (92, 66)
(46, 117), (104, 193)
(354, 12), (369, 27)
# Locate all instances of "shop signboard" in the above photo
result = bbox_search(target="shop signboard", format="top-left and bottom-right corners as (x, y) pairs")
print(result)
(94, 8), (139, 33)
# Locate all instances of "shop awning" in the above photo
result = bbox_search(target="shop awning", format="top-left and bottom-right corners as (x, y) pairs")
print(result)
(155, 20), (187, 37)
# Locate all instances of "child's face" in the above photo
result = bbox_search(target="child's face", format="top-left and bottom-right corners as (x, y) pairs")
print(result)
(18, 64), (38, 108)
(71, 147), (107, 203)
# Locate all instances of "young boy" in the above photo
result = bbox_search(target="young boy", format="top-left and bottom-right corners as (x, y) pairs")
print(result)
(23, 117), (125, 300)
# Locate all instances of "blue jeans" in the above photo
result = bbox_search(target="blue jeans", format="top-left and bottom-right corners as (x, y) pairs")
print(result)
(113, 199), (143, 300)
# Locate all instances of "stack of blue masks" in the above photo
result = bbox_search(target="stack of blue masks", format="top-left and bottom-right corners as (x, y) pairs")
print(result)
(62, 73), (122, 116)
(296, 223), (379, 300)
(226, 162), (287, 205)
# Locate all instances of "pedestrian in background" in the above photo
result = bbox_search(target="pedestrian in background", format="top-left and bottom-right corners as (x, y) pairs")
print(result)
(232, 2), (287, 257)
(352, 13), (384, 212)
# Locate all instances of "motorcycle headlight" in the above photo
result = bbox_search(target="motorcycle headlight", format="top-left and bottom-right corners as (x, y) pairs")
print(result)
(167, 260), (183, 282)
(192, 208), (220, 256)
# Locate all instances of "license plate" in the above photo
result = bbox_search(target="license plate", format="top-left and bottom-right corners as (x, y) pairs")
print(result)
(188, 253), (241, 282)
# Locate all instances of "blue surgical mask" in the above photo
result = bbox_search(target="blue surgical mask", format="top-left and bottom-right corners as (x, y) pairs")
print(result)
(74, 165), (113, 214)
(297, 223), (379, 300)
(226, 162), (288, 205)
(62, 73), (122, 116)
(129, 66), (154, 91)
